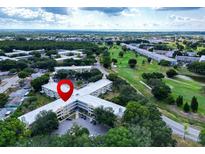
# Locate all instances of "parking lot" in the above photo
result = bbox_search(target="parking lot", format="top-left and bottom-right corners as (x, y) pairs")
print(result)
(53, 118), (109, 136)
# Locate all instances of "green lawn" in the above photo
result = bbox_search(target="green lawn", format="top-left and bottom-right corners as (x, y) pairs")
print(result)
(109, 45), (205, 115)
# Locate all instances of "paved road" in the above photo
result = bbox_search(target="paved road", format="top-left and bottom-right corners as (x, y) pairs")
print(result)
(94, 59), (109, 76)
(162, 115), (200, 142)
(0, 75), (19, 93)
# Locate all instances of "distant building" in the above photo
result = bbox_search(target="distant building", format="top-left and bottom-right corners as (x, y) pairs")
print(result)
(176, 56), (200, 63)
(55, 49), (85, 63)
(199, 55), (205, 62)
(186, 52), (197, 57)
(0, 56), (18, 61)
(54, 66), (93, 73)
(165, 51), (175, 58)
(121, 43), (177, 65)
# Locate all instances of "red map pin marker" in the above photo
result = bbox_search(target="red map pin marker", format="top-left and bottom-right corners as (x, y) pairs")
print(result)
(57, 79), (74, 102)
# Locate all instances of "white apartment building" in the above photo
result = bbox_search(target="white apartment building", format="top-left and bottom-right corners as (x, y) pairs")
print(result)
(199, 56), (205, 62)
(54, 66), (93, 73)
(121, 43), (177, 65)
(176, 56), (200, 63)
(19, 78), (124, 126)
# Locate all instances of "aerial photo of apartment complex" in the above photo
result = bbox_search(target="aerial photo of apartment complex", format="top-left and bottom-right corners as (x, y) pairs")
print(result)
(0, 7), (205, 147)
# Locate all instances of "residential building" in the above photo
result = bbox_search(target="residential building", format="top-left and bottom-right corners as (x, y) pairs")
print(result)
(54, 66), (93, 73)
(19, 78), (124, 126)
(121, 43), (177, 65)
(199, 55), (205, 62)
(176, 56), (200, 63)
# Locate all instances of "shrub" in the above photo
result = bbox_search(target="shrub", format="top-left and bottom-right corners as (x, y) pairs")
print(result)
(151, 84), (171, 100)
(166, 69), (178, 78)
(191, 96), (198, 112)
(183, 103), (190, 113)
(166, 95), (175, 105)
(176, 95), (183, 107)
(128, 58), (137, 68)
(159, 60), (171, 66)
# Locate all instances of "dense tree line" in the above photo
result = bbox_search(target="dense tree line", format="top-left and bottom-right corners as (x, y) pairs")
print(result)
(0, 40), (99, 52)
(142, 72), (164, 80)
(154, 43), (172, 51)
(187, 62), (205, 75)
(54, 68), (103, 83)
(0, 59), (28, 71)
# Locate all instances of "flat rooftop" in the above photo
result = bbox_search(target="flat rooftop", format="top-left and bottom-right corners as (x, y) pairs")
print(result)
(19, 78), (124, 125)
(54, 66), (93, 72)
(78, 95), (125, 116)
(77, 79), (112, 96)
(18, 97), (77, 125)
(42, 78), (111, 96)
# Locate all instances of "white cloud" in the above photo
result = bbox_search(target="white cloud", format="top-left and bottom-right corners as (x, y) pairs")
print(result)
(0, 7), (204, 30)
(120, 8), (140, 17)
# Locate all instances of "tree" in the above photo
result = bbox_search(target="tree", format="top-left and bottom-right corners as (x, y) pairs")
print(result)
(165, 95), (175, 105)
(147, 57), (152, 63)
(122, 45), (127, 52)
(100, 126), (152, 147)
(94, 107), (117, 127)
(123, 101), (150, 124)
(183, 102), (190, 113)
(35, 58), (56, 71)
(191, 96), (198, 112)
(187, 62), (205, 75)
(101, 51), (111, 69)
(142, 72), (164, 80)
(18, 71), (30, 79)
(199, 129), (205, 145)
(159, 60), (171, 66)
(31, 74), (49, 91)
(197, 49), (205, 56)
(0, 118), (30, 146)
(128, 58), (137, 68)
(176, 95), (183, 107)
(0, 93), (8, 107)
(119, 51), (124, 57)
(111, 58), (117, 64)
(9, 68), (17, 74)
(0, 60), (17, 71)
(46, 50), (57, 57)
(151, 84), (171, 100)
(16, 60), (28, 70)
(183, 123), (189, 140)
(31, 110), (59, 136)
(166, 69), (178, 78)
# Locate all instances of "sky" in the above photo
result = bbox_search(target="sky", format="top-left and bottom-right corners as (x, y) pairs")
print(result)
(0, 7), (205, 31)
